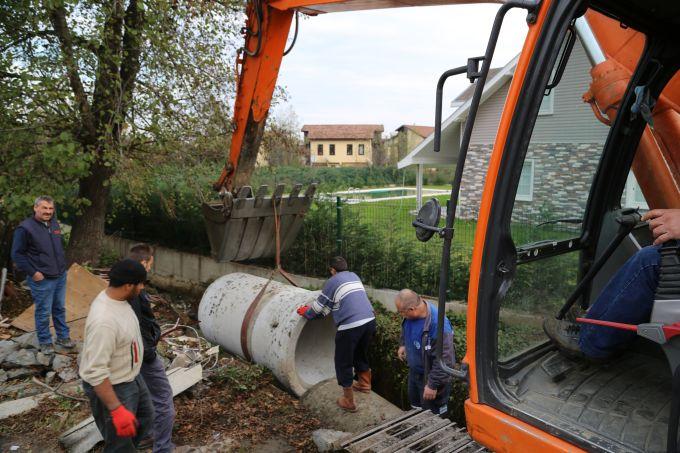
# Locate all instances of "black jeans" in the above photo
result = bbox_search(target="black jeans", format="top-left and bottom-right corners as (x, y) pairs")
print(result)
(407, 368), (451, 415)
(334, 319), (376, 388)
(83, 374), (155, 452)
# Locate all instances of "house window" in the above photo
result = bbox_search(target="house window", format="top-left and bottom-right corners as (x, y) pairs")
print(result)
(358, 144), (365, 155)
(538, 90), (554, 115)
(516, 159), (534, 201)
(347, 144), (353, 155)
(317, 144), (323, 156)
(329, 144), (335, 156)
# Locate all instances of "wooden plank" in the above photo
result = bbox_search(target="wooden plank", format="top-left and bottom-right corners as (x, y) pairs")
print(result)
(59, 364), (202, 452)
(11, 264), (107, 341)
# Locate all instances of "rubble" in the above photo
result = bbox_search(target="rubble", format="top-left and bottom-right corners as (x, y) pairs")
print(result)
(4, 349), (39, 367)
(13, 332), (39, 350)
(312, 429), (352, 452)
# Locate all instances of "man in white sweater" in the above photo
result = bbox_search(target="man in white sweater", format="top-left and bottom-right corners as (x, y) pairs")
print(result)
(80, 259), (155, 452)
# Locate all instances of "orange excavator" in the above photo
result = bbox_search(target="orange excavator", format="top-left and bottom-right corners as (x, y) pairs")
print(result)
(210, 0), (680, 451)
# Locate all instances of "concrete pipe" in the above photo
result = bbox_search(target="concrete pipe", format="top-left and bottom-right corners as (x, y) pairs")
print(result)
(198, 272), (337, 397)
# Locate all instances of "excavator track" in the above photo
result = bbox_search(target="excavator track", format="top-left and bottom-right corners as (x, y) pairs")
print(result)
(341, 409), (488, 453)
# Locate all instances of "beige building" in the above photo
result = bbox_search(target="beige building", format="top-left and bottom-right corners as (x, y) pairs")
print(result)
(302, 124), (384, 167)
(383, 125), (434, 165)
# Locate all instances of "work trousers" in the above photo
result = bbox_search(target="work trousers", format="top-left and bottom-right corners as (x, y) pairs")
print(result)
(140, 356), (176, 453)
(407, 368), (452, 415)
(83, 375), (155, 453)
(335, 319), (376, 388)
(26, 272), (69, 345)
(579, 245), (661, 359)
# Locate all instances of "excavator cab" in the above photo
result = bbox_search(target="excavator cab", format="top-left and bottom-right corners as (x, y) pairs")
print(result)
(445, 1), (680, 451)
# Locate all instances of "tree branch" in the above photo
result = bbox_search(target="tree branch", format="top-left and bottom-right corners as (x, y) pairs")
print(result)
(46, 3), (97, 142)
(120, 0), (144, 113)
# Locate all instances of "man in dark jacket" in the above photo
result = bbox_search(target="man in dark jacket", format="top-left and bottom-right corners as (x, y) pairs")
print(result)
(128, 243), (175, 453)
(11, 196), (74, 355)
(396, 289), (454, 415)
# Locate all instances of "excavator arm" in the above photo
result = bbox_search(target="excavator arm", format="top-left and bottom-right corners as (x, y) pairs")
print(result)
(213, 1), (294, 192)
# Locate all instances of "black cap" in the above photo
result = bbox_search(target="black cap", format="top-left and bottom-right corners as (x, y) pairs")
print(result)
(109, 259), (147, 287)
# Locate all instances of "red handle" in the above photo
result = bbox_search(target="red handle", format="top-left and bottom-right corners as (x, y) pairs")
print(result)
(576, 317), (638, 331)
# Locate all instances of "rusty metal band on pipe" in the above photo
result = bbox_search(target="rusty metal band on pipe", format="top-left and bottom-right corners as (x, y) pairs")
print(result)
(239, 272), (275, 362)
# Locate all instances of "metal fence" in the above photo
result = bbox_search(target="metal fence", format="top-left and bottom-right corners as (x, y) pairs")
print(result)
(280, 195), (580, 301)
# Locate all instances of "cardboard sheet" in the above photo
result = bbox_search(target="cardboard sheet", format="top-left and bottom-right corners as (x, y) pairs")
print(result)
(11, 264), (107, 341)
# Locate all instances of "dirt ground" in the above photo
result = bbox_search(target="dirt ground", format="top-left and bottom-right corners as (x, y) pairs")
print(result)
(0, 281), (323, 452)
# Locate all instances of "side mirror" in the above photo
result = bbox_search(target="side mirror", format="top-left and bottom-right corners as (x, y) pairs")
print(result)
(412, 198), (442, 243)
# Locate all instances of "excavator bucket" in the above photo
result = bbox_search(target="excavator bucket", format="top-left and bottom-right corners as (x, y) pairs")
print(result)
(202, 183), (317, 262)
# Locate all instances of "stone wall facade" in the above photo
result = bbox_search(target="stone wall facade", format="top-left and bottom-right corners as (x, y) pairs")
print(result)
(458, 143), (602, 223)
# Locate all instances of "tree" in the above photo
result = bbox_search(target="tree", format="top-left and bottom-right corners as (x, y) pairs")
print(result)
(0, 0), (241, 264)
(259, 105), (305, 167)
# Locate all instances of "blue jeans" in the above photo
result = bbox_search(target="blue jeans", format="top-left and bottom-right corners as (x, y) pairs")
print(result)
(140, 356), (176, 453)
(579, 246), (661, 359)
(26, 272), (69, 345)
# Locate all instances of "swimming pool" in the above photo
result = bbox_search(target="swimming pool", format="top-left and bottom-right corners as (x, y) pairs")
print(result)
(331, 187), (449, 203)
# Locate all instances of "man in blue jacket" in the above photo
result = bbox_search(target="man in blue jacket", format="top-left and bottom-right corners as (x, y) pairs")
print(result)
(297, 256), (376, 412)
(11, 196), (74, 355)
(396, 289), (454, 415)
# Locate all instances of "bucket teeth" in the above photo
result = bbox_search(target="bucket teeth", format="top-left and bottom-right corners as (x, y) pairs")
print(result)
(203, 183), (317, 262)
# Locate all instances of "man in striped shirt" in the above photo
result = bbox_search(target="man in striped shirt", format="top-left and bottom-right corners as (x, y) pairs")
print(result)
(297, 256), (376, 412)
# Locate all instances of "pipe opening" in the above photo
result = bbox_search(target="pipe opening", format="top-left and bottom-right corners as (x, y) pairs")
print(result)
(294, 316), (337, 388)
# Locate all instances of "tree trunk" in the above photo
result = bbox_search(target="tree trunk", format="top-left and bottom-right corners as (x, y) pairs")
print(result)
(66, 162), (114, 265)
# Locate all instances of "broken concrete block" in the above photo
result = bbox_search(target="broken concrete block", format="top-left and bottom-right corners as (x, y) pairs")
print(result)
(14, 332), (40, 349)
(45, 371), (56, 385)
(312, 429), (352, 452)
(7, 367), (38, 380)
(57, 368), (79, 383)
(0, 370), (7, 383)
(52, 354), (73, 372)
(4, 349), (39, 367)
(36, 352), (53, 367)
(0, 340), (19, 357)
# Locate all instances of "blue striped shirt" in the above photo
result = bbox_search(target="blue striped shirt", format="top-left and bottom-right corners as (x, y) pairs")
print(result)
(304, 271), (375, 330)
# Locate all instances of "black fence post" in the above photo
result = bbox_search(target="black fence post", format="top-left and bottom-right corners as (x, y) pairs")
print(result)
(336, 196), (342, 255)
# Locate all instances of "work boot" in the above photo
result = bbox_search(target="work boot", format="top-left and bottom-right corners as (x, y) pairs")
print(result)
(543, 317), (583, 359)
(337, 387), (358, 412)
(352, 369), (372, 393)
(55, 338), (76, 349)
(39, 343), (55, 355)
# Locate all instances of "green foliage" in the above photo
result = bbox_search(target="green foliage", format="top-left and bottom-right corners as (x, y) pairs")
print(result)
(249, 166), (409, 194)
(211, 362), (267, 393)
(0, 0), (244, 262)
(99, 246), (121, 267)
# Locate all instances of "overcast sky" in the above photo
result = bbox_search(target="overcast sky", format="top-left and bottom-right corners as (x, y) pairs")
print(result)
(272, 4), (530, 135)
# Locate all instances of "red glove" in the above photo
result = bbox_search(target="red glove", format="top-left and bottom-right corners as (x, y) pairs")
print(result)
(296, 305), (310, 317)
(110, 405), (138, 437)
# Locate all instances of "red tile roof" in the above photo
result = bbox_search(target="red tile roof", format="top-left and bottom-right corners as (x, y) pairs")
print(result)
(301, 124), (384, 140)
(397, 125), (435, 138)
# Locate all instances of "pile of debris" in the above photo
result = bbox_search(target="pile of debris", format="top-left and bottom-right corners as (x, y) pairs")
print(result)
(0, 332), (80, 402)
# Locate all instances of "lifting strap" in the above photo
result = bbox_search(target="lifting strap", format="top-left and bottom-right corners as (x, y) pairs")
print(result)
(239, 199), (299, 362)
